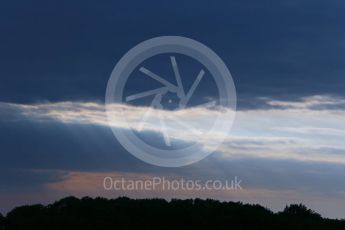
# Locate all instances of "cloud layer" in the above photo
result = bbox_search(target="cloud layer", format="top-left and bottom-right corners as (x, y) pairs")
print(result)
(2, 95), (345, 164)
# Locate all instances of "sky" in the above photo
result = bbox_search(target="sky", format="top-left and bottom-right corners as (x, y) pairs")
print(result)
(1, 0), (345, 218)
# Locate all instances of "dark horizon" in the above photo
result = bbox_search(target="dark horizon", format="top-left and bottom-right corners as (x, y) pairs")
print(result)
(1, 196), (345, 229)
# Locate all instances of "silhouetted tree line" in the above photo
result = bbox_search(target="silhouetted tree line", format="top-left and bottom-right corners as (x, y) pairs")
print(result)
(1, 197), (344, 230)
(0, 213), (4, 230)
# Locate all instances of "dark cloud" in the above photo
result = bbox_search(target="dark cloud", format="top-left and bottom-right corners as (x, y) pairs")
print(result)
(0, 169), (66, 192)
(1, 0), (345, 108)
(0, 119), (144, 172)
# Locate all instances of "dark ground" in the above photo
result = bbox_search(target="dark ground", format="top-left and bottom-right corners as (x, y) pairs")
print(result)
(1, 196), (345, 230)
